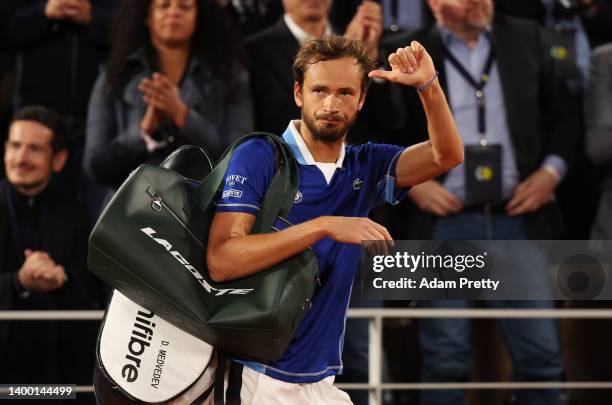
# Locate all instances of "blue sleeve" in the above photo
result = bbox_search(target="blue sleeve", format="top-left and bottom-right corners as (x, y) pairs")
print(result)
(215, 138), (275, 216)
(363, 143), (408, 208)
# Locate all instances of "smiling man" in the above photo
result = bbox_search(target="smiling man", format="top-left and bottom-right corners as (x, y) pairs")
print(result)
(0, 105), (105, 393)
(3, 107), (69, 295)
(205, 35), (462, 403)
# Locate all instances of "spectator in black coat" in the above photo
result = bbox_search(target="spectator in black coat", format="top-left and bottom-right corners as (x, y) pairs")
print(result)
(5, 0), (117, 221)
(0, 2), (16, 170)
(0, 106), (105, 403)
(5, 0), (116, 140)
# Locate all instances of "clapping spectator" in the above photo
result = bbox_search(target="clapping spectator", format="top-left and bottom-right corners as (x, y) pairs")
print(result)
(0, 106), (105, 402)
(84, 0), (253, 192)
(5, 0), (116, 222)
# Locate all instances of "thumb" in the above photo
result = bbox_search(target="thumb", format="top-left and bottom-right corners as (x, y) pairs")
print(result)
(24, 249), (33, 257)
(368, 69), (393, 81)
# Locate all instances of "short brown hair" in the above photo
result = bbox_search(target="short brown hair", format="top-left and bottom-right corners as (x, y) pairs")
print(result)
(292, 35), (376, 95)
(11, 105), (67, 152)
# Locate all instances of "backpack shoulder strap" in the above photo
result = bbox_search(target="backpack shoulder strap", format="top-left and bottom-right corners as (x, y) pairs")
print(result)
(251, 134), (299, 234)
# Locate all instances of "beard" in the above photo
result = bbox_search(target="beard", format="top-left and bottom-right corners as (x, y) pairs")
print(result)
(301, 110), (358, 144)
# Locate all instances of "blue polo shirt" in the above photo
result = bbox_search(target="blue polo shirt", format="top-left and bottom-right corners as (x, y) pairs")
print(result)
(216, 121), (407, 383)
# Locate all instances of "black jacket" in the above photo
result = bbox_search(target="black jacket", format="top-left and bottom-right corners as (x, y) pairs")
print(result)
(494, 0), (612, 48)
(387, 16), (580, 239)
(0, 180), (105, 393)
(5, 0), (115, 127)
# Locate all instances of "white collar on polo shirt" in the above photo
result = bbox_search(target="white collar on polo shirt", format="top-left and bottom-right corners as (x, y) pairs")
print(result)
(288, 120), (345, 185)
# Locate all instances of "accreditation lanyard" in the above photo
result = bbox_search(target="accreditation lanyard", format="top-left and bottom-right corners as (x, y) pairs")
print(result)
(442, 43), (495, 147)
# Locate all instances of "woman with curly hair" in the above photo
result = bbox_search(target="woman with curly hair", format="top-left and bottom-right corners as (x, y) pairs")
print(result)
(84, 0), (253, 190)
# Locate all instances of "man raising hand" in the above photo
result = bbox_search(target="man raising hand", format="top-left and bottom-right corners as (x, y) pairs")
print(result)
(206, 35), (462, 404)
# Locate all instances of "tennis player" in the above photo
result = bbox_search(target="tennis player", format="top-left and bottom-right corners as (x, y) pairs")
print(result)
(206, 34), (463, 404)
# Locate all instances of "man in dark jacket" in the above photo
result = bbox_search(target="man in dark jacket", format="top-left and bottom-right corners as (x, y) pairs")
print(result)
(0, 2), (15, 159)
(0, 106), (105, 403)
(493, 0), (609, 239)
(5, 1), (115, 136)
(390, 0), (578, 242)
(5, 0), (116, 219)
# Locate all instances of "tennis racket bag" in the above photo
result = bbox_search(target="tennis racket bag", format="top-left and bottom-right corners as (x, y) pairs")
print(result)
(95, 290), (217, 404)
(88, 133), (320, 364)
(94, 146), (217, 404)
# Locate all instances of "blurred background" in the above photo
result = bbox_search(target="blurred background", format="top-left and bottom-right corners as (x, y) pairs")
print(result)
(1, 0), (612, 403)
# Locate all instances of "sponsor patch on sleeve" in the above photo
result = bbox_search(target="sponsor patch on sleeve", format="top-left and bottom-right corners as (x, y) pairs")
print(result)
(225, 175), (248, 186)
(222, 189), (243, 199)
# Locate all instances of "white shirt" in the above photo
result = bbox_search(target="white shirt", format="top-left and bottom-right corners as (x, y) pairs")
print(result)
(283, 14), (333, 46)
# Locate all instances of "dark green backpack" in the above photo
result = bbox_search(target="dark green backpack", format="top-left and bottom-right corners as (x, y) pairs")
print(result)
(88, 133), (320, 364)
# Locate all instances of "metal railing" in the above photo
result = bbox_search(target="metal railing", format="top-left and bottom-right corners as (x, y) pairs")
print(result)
(3, 308), (612, 404)
(341, 308), (612, 405)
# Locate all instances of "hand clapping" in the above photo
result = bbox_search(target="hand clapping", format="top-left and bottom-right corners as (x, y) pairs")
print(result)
(45, 0), (92, 25)
(18, 250), (67, 292)
(139, 73), (189, 129)
(344, 0), (383, 60)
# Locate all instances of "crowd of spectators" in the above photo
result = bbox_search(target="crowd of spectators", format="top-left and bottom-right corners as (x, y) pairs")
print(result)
(1, 0), (612, 404)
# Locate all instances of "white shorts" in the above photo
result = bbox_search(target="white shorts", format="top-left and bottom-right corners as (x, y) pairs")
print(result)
(170, 358), (353, 405)
(228, 365), (353, 405)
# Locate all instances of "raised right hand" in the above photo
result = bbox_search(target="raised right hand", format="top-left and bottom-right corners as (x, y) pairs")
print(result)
(369, 41), (437, 89)
(408, 180), (463, 217)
